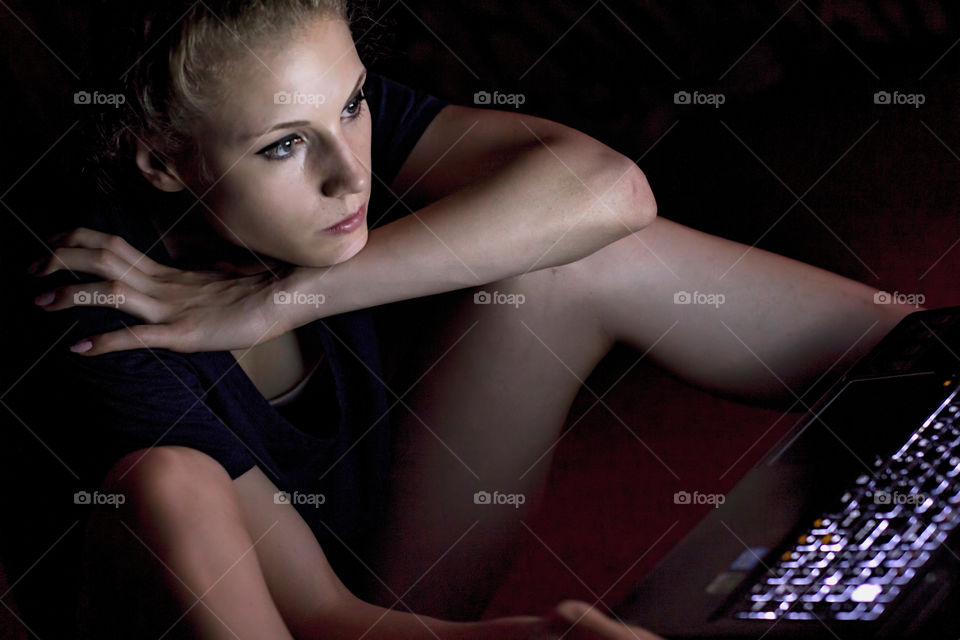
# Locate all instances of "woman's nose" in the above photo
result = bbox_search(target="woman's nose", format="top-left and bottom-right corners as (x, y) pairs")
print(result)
(319, 142), (367, 198)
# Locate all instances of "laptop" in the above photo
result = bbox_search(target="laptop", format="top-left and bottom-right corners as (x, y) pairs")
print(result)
(614, 306), (960, 639)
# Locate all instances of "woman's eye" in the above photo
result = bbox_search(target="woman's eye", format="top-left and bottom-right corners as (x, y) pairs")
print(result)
(342, 89), (366, 119)
(257, 134), (303, 161)
(256, 90), (364, 162)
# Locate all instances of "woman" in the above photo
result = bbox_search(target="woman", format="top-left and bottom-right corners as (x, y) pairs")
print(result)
(25, 0), (916, 638)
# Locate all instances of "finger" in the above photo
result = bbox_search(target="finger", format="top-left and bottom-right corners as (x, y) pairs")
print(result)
(45, 229), (72, 245)
(36, 281), (173, 323)
(51, 227), (171, 277)
(550, 601), (663, 640)
(581, 613), (662, 640)
(71, 323), (180, 356)
(34, 247), (159, 293)
(575, 607), (659, 640)
(550, 601), (613, 639)
(623, 625), (664, 640)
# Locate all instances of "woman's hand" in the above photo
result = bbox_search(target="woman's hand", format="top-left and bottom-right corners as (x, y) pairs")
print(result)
(29, 227), (296, 355)
(538, 600), (664, 640)
(471, 600), (665, 640)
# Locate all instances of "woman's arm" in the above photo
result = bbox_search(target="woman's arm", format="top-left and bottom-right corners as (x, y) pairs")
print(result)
(31, 106), (656, 353)
(278, 105), (656, 329)
(233, 465), (663, 640)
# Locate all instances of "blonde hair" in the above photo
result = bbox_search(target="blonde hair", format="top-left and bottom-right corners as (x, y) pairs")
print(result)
(86, 0), (366, 193)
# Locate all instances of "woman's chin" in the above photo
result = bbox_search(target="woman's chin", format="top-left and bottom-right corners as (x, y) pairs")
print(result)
(298, 226), (369, 267)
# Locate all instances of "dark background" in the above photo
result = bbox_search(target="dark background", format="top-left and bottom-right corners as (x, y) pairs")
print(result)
(1, 1), (958, 636)
(367, 1), (959, 295)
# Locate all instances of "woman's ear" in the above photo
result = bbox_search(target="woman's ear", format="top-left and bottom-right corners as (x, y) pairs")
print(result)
(134, 140), (188, 192)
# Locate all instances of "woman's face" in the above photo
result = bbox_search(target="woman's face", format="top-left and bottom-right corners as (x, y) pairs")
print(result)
(184, 17), (371, 267)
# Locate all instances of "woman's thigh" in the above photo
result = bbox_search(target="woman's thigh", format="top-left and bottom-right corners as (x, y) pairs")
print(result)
(373, 263), (612, 489)
(367, 262), (614, 618)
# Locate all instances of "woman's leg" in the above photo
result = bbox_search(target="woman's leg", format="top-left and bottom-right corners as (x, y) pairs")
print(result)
(574, 217), (917, 404)
(367, 216), (917, 620)
(76, 446), (295, 640)
(369, 257), (614, 621)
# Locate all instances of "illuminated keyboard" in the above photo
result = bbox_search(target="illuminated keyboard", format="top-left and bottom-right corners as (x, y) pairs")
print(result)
(732, 389), (960, 621)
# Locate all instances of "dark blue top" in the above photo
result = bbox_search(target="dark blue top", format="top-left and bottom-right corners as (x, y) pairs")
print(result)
(21, 72), (450, 602)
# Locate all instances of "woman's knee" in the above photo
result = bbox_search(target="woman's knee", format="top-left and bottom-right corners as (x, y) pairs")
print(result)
(78, 447), (243, 637)
(103, 445), (228, 491)
(100, 445), (240, 528)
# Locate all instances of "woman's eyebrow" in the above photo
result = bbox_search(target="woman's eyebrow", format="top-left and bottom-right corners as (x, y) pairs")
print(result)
(240, 69), (368, 144)
(248, 120), (311, 142)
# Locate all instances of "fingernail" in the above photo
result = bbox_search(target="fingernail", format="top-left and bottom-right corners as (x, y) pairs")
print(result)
(34, 291), (55, 306)
(70, 340), (93, 354)
(26, 260), (40, 275)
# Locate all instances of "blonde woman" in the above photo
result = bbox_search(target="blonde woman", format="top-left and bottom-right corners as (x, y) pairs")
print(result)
(26, 1), (915, 637)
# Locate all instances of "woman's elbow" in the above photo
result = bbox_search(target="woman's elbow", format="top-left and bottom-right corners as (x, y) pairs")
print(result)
(617, 160), (658, 232)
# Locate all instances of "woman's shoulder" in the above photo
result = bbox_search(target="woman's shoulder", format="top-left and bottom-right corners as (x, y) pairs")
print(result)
(363, 71), (452, 228)
(364, 72), (449, 157)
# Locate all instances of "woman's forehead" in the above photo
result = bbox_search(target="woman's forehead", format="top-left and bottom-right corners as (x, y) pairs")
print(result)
(203, 18), (364, 142)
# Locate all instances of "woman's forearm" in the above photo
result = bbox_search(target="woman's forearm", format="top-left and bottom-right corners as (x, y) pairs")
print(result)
(278, 137), (656, 327)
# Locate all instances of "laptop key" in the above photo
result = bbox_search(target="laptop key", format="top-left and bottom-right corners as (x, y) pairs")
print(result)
(809, 551), (836, 569)
(738, 611), (778, 620)
(825, 585), (854, 603)
(789, 568), (821, 587)
(890, 567), (916, 586)
(800, 585), (831, 603)
(857, 550), (886, 568)
(835, 602), (871, 620)
(937, 456), (960, 478)
(810, 518), (837, 535)
(784, 611), (816, 620)
(860, 603), (886, 621)
(906, 550), (931, 568)
(766, 568), (793, 586)
(727, 379), (960, 624)
(875, 585), (902, 604)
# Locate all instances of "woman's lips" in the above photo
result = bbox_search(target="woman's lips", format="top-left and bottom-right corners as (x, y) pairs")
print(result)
(322, 204), (366, 235)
